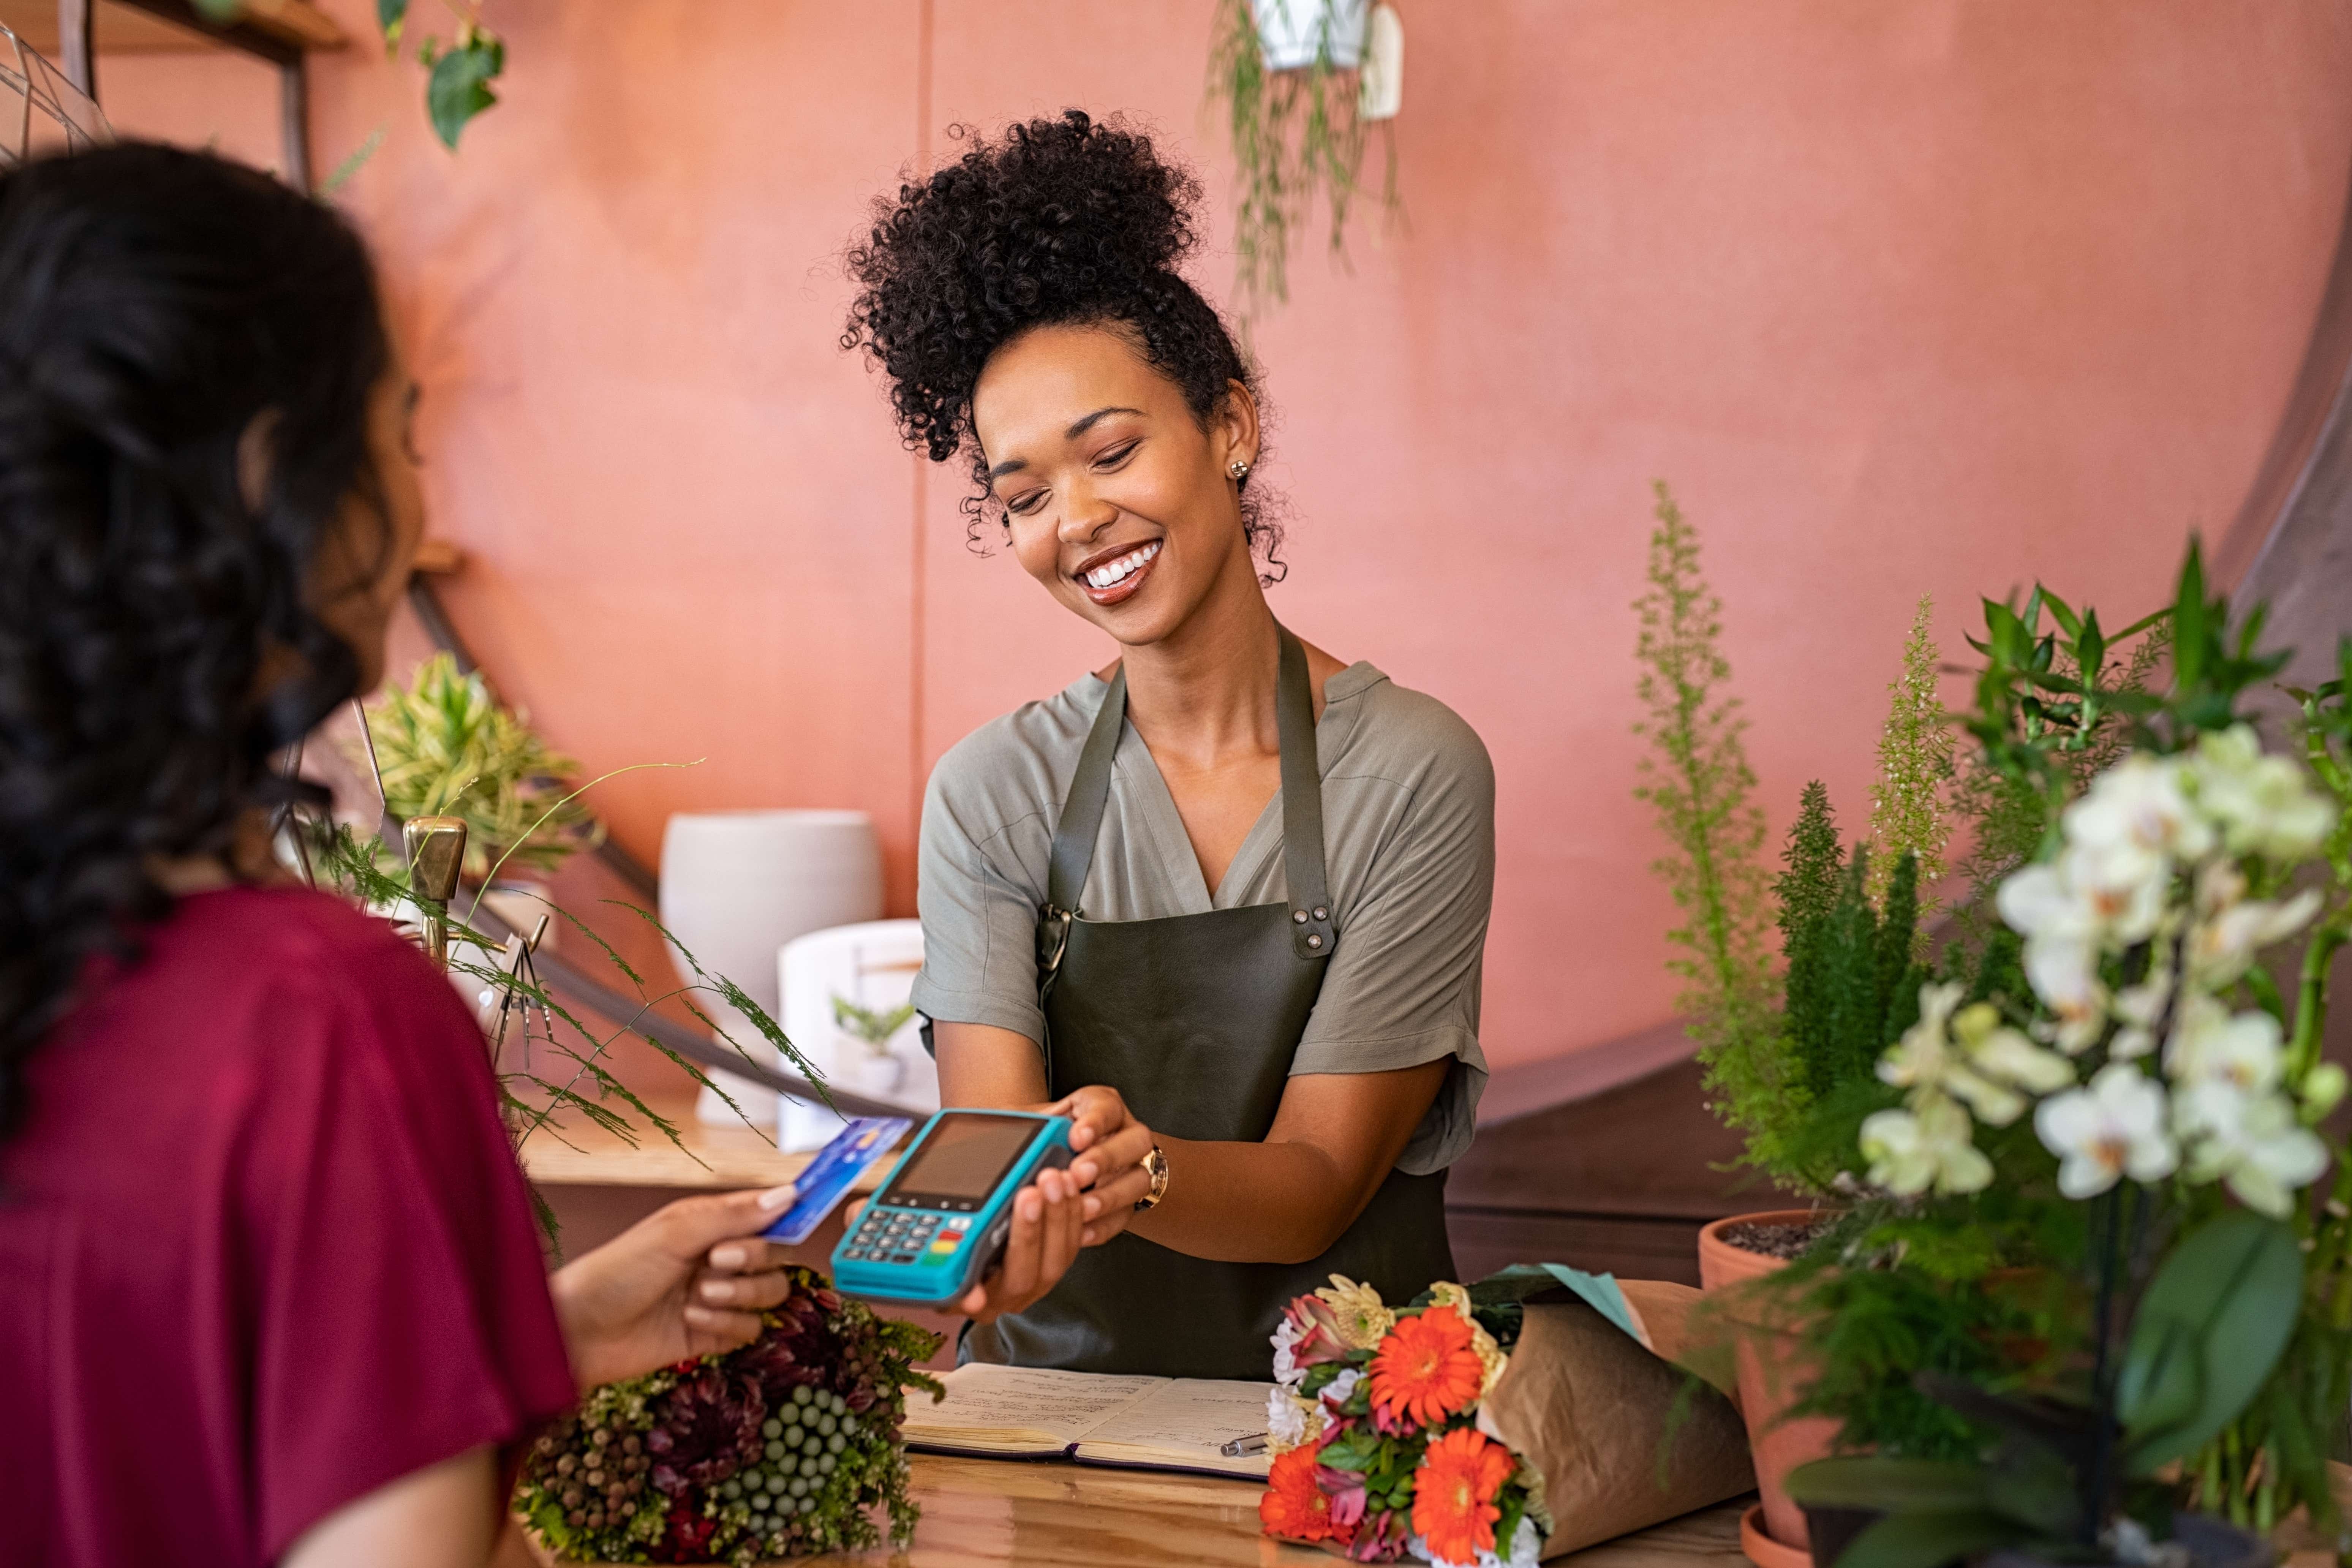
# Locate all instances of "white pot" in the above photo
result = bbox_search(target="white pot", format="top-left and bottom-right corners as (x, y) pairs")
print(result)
(857, 1053), (908, 1097)
(1255, 0), (1368, 70)
(658, 811), (884, 1125)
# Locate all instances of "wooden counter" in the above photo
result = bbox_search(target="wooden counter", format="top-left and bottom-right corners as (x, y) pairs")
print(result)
(537, 1452), (1751, 1568)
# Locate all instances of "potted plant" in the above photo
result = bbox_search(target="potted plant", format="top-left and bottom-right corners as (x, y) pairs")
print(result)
(357, 650), (604, 941)
(831, 995), (917, 1098)
(1636, 485), (1953, 1565)
(1660, 534), (2352, 1568)
(1206, 0), (1402, 321)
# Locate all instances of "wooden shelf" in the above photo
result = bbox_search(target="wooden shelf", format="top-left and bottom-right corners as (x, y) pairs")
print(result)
(0, 0), (340, 54)
(518, 1089), (901, 1193)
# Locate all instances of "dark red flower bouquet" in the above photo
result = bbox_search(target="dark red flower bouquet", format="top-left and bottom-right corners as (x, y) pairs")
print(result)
(515, 1266), (943, 1564)
(1259, 1277), (1549, 1567)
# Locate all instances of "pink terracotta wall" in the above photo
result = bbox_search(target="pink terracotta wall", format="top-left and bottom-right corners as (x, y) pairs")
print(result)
(100, 2), (2352, 1071)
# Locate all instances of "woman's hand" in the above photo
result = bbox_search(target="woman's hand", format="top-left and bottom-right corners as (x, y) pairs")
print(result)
(1053, 1084), (1157, 1246)
(549, 1184), (798, 1392)
(955, 1084), (1158, 1322)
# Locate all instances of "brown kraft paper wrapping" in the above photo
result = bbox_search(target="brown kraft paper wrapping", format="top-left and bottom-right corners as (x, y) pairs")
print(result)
(1478, 1283), (1755, 1558)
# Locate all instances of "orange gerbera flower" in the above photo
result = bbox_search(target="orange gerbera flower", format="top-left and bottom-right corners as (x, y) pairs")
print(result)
(1259, 1443), (1342, 1544)
(1412, 1426), (1517, 1566)
(1369, 1306), (1484, 1428)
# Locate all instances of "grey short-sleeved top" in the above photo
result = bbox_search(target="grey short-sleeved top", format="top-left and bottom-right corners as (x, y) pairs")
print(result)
(910, 661), (1494, 1173)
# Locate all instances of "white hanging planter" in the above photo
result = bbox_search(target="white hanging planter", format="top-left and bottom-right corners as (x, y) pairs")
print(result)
(1254, 0), (1368, 71)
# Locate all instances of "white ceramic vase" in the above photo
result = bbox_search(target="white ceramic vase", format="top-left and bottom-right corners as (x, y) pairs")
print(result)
(778, 918), (936, 1152)
(658, 811), (884, 1125)
(1255, 0), (1367, 70)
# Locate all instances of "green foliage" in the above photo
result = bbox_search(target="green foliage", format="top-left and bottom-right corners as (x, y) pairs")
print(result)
(1631, 483), (1781, 1163)
(1788, 1213), (2305, 1566)
(1207, 0), (1399, 322)
(2119, 1212), (2304, 1475)
(360, 652), (602, 881)
(832, 996), (917, 1054)
(1869, 597), (1954, 907)
(373, 0), (507, 151)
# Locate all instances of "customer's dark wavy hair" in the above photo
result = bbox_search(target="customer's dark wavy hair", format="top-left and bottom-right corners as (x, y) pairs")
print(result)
(0, 143), (389, 1136)
(842, 109), (1286, 581)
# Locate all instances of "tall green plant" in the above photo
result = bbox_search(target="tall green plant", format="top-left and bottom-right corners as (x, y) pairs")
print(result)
(1631, 483), (1781, 1150)
(1206, 0), (1399, 322)
(1868, 597), (1954, 907)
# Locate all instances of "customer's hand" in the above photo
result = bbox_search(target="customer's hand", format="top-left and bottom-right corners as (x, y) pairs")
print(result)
(1052, 1084), (1157, 1246)
(550, 1185), (798, 1392)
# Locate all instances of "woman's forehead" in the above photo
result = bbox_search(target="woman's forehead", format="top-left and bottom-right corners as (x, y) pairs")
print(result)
(973, 322), (1172, 443)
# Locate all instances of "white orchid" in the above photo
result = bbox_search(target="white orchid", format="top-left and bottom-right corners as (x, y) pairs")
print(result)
(1998, 865), (2112, 1050)
(2065, 752), (2213, 870)
(1862, 1096), (1993, 1196)
(2187, 887), (2322, 989)
(2034, 1063), (2178, 1199)
(1877, 983), (1968, 1093)
(2172, 1078), (2328, 1218)
(2107, 966), (2172, 1061)
(2187, 724), (2336, 862)
(2163, 993), (2286, 1096)
(1957, 1005), (2077, 1100)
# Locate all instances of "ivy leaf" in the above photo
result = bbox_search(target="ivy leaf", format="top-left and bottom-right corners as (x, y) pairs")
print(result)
(377, 0), (406, 51)
(427, 33), (505, 150)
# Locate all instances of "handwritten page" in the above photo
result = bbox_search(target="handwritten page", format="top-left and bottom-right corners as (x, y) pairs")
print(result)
(903, 1364), (1165, 1451)
(1076, 1378), (1273, 1478)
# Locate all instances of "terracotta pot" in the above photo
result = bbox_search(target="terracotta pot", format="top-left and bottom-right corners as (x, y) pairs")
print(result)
(1698, 1210), (1842, 1565)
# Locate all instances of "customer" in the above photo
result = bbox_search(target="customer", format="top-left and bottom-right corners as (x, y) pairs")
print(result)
(0, 144), (789, 1568)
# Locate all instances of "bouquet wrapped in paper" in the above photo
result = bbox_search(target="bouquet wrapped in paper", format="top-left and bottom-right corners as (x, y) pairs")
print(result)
(1260, 1272), (1754, 1566)
(514, 1267), (942, 1564)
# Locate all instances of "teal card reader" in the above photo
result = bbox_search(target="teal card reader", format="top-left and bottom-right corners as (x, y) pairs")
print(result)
(829, 1109), (1075, 1309)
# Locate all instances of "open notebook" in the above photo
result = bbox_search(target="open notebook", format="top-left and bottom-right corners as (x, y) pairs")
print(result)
(901, 1363), (1274, 1480)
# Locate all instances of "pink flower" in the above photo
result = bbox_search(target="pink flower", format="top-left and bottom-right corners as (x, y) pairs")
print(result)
(1318, 1464), (1368, 1531)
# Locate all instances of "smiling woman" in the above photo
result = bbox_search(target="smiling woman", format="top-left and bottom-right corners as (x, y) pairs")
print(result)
(842, 111), (1495, 1380)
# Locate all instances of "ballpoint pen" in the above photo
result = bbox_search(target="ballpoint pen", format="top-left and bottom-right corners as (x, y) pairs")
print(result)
(1220, 1432), (1268, 1457)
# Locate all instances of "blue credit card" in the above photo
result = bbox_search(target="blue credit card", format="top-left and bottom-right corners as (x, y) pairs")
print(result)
(762, 1117), (914, 1245)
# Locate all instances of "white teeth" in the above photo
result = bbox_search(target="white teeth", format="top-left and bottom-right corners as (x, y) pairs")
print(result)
(1083, 542), (1159, 590)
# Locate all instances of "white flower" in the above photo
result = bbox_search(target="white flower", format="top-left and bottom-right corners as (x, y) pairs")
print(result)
(1318, 1367), (1361, 1412)
(2108, 967), (2173, 1061)
(2164, 994), (2286, 1095)
(1265, 1384), (1321, 1454)
(2066, 752), (2213, 871)
(1269, 1319), (1303, 1388)
(2034, 1063), (2178, 1198)
(1878, 983), (1968, 1092)
(2188, 888), (2322, 989)
(2187, 724), (2335, 862)
(1959, 1008), (2078, 1102)
(1998, 865), (2112, 1049)
(2173, 1079), (2329, 1218)
(1862, 1096), (1993, 1196)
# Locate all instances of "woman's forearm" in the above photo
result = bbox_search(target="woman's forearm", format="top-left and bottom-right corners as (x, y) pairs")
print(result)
(1125, 1133), (1370, 1264)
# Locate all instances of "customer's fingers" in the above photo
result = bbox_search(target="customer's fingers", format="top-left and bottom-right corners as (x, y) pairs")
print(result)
(682, 1303), (768, 1349)
(647, 1185), (798, 1258)
(696, 1265), (793, 1311)
(703, 1236), (790, 1276)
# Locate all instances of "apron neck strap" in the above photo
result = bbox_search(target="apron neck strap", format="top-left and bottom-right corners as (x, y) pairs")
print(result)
(1045, 625), (1336, 961)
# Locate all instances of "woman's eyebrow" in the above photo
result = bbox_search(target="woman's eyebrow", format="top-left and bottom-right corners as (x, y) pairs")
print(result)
(1065, 405), (1143, 439)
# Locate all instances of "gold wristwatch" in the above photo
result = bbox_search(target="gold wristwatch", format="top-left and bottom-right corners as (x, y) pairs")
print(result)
(1133, 1144), (1170, 1212)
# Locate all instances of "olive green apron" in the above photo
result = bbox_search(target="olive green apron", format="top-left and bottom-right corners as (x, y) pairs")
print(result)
(968, 626), (1456, 1379)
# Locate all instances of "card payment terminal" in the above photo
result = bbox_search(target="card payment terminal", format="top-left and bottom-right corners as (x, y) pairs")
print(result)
(829, 1109), (1074, 1309)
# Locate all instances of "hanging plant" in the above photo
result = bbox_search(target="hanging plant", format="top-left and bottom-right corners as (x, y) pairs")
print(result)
(378, 0), (506, 150)
(1207, 0), (1405, 322)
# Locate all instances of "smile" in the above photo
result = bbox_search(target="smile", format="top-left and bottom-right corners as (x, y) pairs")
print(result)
(1075, 540), (1161, 605)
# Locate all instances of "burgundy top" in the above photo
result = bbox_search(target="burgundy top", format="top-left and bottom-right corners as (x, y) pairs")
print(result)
(0, 886), (577, 1568)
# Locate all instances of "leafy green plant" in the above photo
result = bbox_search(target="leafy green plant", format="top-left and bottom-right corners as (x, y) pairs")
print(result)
(359, 652), (602, 882)
(1631, 482), (1782, 1162)
(313, 817), (828, 1252)
(378, 0), (506, 150)
(1789, 1211), (2306, 1568)
(831, 996), (917, 1060)
(1206, 0), (1399, 322)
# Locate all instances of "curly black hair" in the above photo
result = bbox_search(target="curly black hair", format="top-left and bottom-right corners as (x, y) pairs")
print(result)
(843, 110), (1284, 578)
(0, 144), (389, 1137)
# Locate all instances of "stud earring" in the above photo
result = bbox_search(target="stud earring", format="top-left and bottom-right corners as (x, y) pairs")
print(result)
(1228, 460), (1251, 481)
